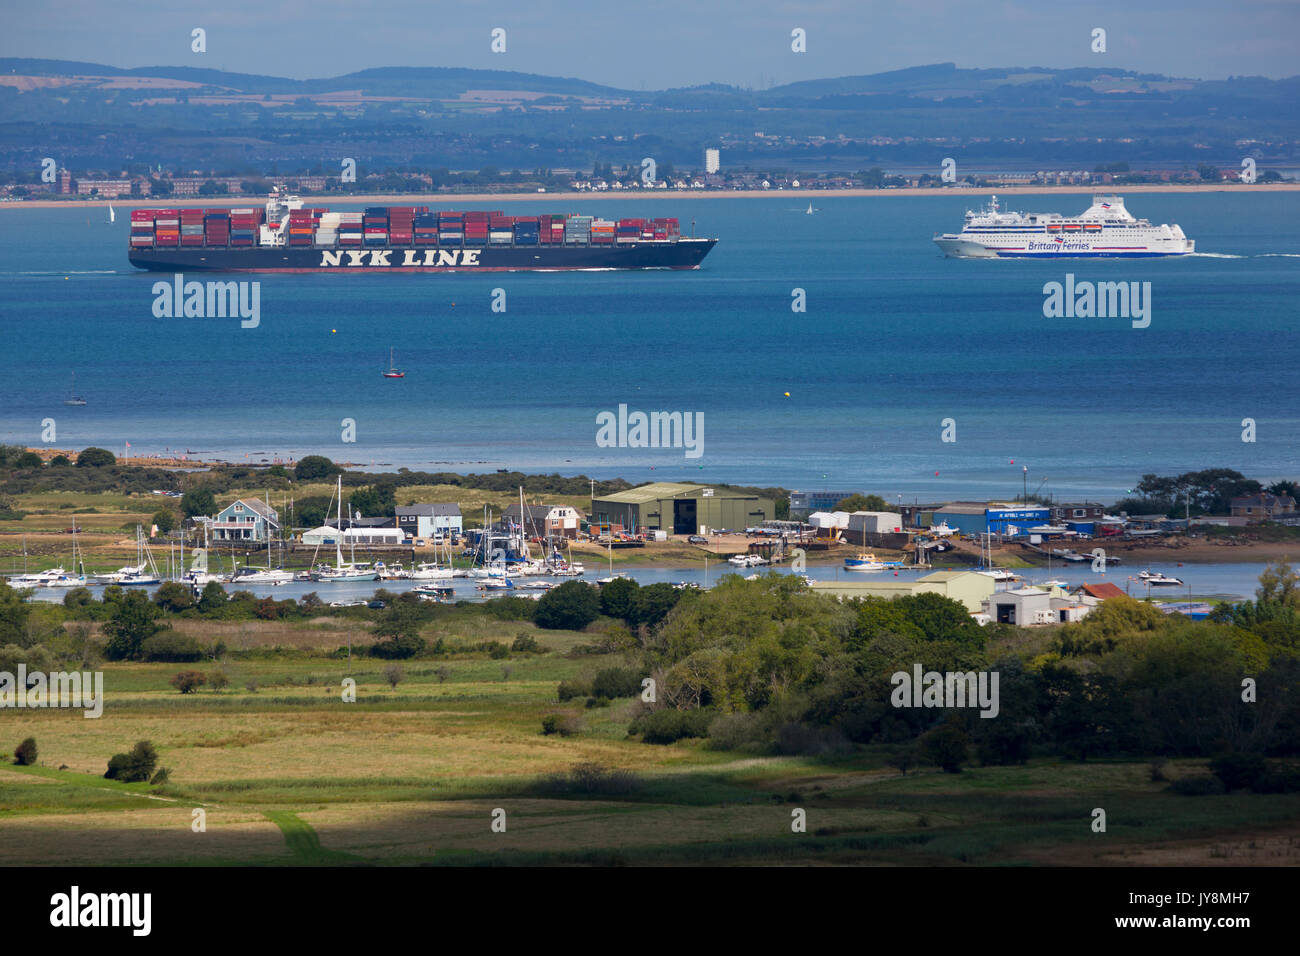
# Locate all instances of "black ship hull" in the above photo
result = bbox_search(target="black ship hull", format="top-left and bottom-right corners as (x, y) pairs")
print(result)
(129, 239), (716, 273)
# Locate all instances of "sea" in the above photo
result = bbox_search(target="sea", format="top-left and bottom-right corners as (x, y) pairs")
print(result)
(1, 191), (1297, 502)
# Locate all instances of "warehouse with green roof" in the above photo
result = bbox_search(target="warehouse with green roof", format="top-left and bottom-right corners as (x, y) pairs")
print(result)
(591, 482), (774, 535)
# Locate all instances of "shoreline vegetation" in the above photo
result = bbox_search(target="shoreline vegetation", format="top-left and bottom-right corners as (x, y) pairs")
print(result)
(6, 182), (1300, 211)
(3, 451), (1298, 572)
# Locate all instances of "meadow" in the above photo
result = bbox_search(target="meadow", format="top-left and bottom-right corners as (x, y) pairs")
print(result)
(3, 611), (1297, 867)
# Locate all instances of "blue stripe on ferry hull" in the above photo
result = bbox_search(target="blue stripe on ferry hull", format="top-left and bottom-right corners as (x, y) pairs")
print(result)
(991, 251), (1186, 258)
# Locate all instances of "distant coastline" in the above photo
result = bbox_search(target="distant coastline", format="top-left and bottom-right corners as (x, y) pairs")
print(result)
(6, 182), (1300, 211)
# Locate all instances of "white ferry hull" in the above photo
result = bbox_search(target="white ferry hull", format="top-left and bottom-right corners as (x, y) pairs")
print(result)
(936, 235), (1194, 259)
(935, 194), (1195, 258)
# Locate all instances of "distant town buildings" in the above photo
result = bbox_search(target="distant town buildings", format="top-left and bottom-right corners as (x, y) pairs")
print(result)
(74, 179), (133, 197)
(1230, 492), (1297, 520)
(705, 148), (720, 174)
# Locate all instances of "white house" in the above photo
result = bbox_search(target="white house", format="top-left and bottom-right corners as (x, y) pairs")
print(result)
(502, 503), (583, 540)
(983, 587), (1054, 626)
(982, 586), (1096, 625)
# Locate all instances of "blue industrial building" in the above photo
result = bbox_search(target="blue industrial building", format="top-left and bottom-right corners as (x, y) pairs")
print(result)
(984, 507), (1051, 535)
(930, 504), (1051, 537)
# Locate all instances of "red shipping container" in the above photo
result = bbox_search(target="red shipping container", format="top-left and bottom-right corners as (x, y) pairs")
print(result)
(130, 210), (154, 222)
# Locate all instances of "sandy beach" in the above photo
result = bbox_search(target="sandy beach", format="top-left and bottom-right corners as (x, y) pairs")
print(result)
(6, 182), (1299, 211)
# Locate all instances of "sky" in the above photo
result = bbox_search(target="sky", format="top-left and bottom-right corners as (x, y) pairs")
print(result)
(3, 0), (1298, 88)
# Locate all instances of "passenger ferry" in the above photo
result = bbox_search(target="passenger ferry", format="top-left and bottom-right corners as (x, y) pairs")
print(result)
(934, 195), (1194, 258)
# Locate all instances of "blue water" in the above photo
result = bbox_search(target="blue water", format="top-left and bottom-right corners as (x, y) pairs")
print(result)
(1, 192), (1297, 501)
(23, 560), (1269, 604)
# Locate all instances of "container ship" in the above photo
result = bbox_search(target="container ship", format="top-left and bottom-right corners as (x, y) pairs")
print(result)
(127, 188), (716, 272)
(934, 195), (1194, 258)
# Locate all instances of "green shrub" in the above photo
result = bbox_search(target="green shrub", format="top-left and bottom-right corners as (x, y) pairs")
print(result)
(370, 634), (425, 659)
(62, 587), (95, 608)
(1168, 776), (1226, 796)
(534, 581), (600, 630)
(140, 632), (204, 662)
(13, 736), (37, 766)
(631, 707), (713, 744)
(541, 713), (580, 736)
(294, 455), (339, 480)
(105, 741), (158, 782)
(76, 447), (116, 468)
(169, 671), (206, 694)
(1209, 753), (1268, 791)
(921, 722), (969, 774)
(598, 576), (639, 619)
(481, 597), (536, 621)
(539, 762), (641, 796)
(591, 667), (643, 700)
(510, 633), (542, 654)
(1251, 766), (1300, 794)
(706, 711), (770, 753)
(557, 678), (591, 701)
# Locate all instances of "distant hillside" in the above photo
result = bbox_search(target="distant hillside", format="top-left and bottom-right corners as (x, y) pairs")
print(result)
(1, 58), (1296, 175)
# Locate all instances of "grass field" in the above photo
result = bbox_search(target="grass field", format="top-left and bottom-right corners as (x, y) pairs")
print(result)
(3, 616), (1297, 866)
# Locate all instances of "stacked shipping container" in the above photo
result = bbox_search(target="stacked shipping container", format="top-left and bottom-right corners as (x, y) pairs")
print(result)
(153, 209), (180, 247)
(204, 211), (229, 247)
(127, 206), (682, 251)
(338, 211), (363, 246)
(229, 206), (261, 246)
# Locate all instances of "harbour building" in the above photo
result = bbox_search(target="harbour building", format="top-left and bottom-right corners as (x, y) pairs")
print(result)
(591, 482), (773, 536)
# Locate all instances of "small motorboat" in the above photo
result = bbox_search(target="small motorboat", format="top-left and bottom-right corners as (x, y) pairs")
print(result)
(1138, 570), (1184, 586)
(976, 568), (1020, 582)
(844, 552), (905, 572)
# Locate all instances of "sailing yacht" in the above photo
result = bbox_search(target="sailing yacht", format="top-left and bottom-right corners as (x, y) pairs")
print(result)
(410, 561), (453, 580)
(383, 348), (405, 378)
(233, 494), (294, 583)
(313, 476), (379, 581)
(43, 521), (88, 587)
(64, 372), (87, 406)
(96, 526), (160, 585)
